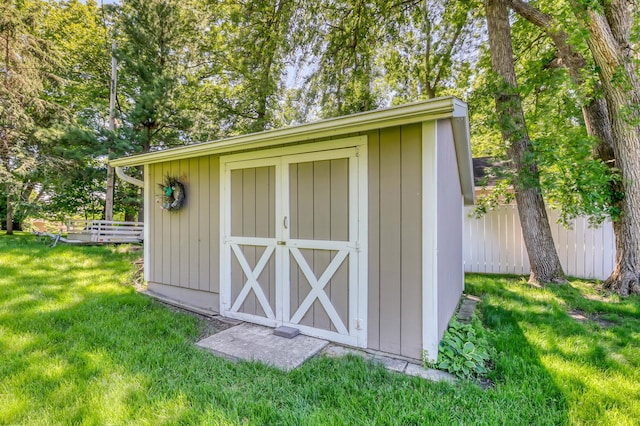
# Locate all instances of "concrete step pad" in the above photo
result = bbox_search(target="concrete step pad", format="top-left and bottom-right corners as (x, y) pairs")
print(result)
(197, 323), (328, 371)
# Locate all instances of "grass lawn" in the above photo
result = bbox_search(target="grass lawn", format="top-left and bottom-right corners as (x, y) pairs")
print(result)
(1, 233), (639, 425)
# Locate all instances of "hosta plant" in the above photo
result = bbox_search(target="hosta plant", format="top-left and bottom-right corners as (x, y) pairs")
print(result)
(425, 315), (492, 380)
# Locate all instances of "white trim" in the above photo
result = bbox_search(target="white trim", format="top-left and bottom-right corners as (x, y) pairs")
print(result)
(289, 247), (350, 334)
(143, 166), (150, 282)
(422, 121), (440, 362)
(279, 158), (288, 324)
(223, 311), (280, 328)
(219, 162), (231, 313)
(461, 194), (466, 294)
(225, 236), (278, 246)
(294, 323), (362, 347)
(219, 156), (281, 171)
(221, 137), (365, 164)
(356, 144), (368, 347)
(229, 244), (276, 319)
(111, 98), (460, 167)
(280, 147), (358, 165)
(115, 166), (144, 187)
(286, 239), (356, 250)
(451, 116), (475, 205)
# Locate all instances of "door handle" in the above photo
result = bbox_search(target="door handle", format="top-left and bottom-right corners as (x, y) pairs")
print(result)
(283, 216), (288, 229)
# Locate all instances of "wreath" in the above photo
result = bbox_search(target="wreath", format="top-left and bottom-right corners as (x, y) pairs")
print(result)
(159, 176), (186, 211)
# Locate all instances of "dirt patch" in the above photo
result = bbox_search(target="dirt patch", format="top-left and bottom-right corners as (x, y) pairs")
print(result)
(582, 285), (620, 303)
(568, 309), (617, 328)
(155, 301), (238, 340)
(196, 316), (237, 340)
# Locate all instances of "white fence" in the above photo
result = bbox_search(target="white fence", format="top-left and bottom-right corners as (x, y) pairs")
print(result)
(463, 205), (615, 280)
(66, 220), (144, 244)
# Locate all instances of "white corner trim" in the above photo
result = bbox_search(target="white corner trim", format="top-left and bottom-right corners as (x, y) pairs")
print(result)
(461, 194), (466, 295)
(143, 166), (150, 282)
(356, 142), (368, 348)
(451, 116), (475, 206)
(219, 162), (231, 314)
(422, 120), (439, 362)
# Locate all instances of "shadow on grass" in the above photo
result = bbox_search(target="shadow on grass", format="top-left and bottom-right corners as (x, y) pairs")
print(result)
(467, 273), (640, 425)
(2, 237), (571, 424)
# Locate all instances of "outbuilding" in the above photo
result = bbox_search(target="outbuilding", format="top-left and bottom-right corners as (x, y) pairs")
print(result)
(111, 97), (475, 361)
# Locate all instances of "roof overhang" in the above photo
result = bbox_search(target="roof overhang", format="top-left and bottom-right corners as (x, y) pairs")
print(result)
(111, 96), (475, 205)
(451, 100), (475, 206)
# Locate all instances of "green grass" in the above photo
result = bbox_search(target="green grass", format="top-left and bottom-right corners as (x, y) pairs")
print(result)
(1, 233), (639, 425)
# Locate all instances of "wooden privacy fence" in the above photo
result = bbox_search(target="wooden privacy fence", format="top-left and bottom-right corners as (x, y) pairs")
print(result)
(463, 205), (615, 280)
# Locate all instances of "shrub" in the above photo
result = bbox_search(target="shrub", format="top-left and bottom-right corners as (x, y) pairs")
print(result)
(424, 316), (492, 380)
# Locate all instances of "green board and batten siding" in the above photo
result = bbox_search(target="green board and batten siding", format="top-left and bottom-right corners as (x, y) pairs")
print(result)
(146, 156), (220, 311)
(366, 125), (423, 359)
(289, 159), (350, 333)
(229, 166), (277, 318)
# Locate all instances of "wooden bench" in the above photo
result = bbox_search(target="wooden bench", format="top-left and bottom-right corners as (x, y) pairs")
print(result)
(66, 220), (144, 244)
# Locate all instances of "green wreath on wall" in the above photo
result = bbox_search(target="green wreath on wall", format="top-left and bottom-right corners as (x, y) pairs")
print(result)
(159, 175), (186, 211)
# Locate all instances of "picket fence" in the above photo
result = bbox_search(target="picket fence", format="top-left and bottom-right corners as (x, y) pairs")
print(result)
(463, 205), (616, 280)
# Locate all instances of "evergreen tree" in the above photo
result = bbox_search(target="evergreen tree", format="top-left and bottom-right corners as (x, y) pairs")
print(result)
(0, 0), (65, 232)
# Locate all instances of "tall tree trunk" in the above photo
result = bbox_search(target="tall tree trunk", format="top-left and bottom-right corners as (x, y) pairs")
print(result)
(486, 0), (566, 284)
(105, 42), (117, 221)
(6, 194), (13, 235)
(579, 2), (640, 295)
(105, 165), (115, 221)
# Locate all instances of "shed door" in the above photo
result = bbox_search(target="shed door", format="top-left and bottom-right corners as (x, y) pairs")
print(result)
(221, 145), (366, 347)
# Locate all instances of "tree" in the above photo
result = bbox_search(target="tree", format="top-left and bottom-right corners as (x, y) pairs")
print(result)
(116, 0), (199, 153)
(112, 0), (203, 220)
(41, 0), (113, 221)
(503, 0), (640, 295)
(291, 0), (485, 118)
(297, 0), (383, 118)
(574, 1), (640, 295)
(0, 0), (65, 233)
(381, 0), (483, 102)
(215, 0), (296, 133)
(506, 0), (616, 164)
(485, 0), (566, 283)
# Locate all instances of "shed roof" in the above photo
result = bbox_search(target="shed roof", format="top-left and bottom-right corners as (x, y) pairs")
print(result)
(111, 96), (474, 204)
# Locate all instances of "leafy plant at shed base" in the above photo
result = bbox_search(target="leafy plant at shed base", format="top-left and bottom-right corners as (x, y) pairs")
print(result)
(425, 316), (492, 380)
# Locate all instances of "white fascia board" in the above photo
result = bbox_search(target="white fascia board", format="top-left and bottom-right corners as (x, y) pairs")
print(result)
(110, 97), (462, 167)
(452, 98), (469, 118)
(451, 114), (475, 206)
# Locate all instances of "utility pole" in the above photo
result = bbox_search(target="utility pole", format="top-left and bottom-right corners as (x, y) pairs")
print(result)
(105, 41), (117, 221)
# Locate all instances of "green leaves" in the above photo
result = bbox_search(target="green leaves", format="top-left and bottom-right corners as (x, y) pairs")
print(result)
(425, 316), (492, 381)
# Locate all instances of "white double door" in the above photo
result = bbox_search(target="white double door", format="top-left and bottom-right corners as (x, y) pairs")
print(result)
(220, 141), (367, 347)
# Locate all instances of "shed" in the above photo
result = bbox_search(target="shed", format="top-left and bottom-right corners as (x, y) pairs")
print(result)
(111, 97), (475, 361)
